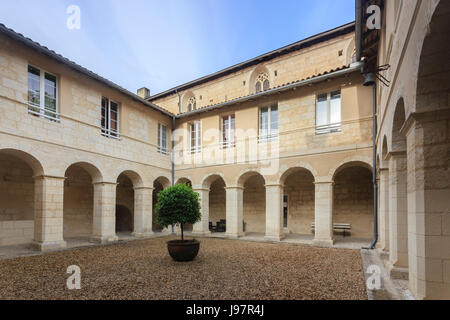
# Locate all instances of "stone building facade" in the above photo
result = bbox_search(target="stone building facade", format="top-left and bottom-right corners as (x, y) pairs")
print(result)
(0, 0), (449, 300)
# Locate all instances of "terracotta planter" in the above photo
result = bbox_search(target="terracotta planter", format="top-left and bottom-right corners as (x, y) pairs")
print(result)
(167, 239), (200, 262)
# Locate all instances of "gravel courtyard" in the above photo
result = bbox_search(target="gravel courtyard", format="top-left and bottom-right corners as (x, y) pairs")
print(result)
(0, 236), (367, 300)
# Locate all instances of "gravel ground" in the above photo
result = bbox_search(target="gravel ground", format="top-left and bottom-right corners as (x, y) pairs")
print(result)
(0, 236), (367, 300)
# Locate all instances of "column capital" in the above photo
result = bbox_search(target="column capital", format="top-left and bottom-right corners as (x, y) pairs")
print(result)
(385, 150), (406, 161)
(92, 181), (118, 186)
(313, 181), (334, 185)
(193, 188), (210, 192)
(401, 108), (450, 135)
(224, 186), (244, 190)
(133, 186), (154, 191)
(378, 167), (389, 172)
(264, 183), (284, 188)
(33, 175), (66, 181)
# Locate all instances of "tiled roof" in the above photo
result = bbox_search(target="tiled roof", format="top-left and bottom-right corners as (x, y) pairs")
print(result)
(176, 63), (361, 118)
(0, 23), (175, 117)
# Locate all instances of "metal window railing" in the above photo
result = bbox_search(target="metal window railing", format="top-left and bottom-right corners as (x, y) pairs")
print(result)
(315, 123), (342, 135)
(28, 103), (60, 122)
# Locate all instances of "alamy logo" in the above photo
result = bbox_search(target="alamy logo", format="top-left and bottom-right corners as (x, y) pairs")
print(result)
(66, 5), (81, 30)
(366, 5), (381, 30)
(366, 265), (381, 290)
(66, 265), (81, 290)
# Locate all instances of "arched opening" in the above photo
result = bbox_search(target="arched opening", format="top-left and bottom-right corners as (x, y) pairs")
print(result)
(63, 163), (101, 243)
(281, 168), (315, 238)
(239, 172), (266, 235)
(333, 162), (373, 241)
(116, 173), (135, 237)
(409, 0), (450, 299)
(388, 99), (409, 270)
(249, 65), (271, 94)
(202, 175), (226, 234)
(0, 150), (41, 247)
(152, 176), (170, 233)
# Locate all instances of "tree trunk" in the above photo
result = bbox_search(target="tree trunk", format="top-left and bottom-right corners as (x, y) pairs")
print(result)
(181, 223), (184, 241)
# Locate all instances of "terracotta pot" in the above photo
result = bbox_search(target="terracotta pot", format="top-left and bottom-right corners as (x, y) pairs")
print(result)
(167, 239), (200, 262)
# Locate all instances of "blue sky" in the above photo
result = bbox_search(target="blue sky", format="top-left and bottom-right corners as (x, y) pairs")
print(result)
(0, 0), (355, 95)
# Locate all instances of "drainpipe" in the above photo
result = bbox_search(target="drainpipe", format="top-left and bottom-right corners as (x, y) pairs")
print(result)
(363, 73), (378, 249)
(169, 91), (181, 235)
(355, 0), (363, 62)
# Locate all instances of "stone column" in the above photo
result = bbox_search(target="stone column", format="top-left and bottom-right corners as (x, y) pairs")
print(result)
(132, 187), (154, 238)
(32, 175), (66, 251)
(265, 184), (284, 241)
(225, 186), (244, 238)
(378, 167), (390, 251)
(192, 188), (211, 235)
(313, 180), (334, 247)
(405, 111), (450, 299)
(91, 182), (118, 243)
(388, 152), (409, 273)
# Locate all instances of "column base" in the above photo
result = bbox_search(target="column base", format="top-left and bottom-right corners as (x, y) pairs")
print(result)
(90, 235), (118, 244)
(312, 238), (334, 247)
(132, 231), (155, 238)
(225, 232), (245, 239)
(191, 231), (211, 237)
(387, 263), (409, 280)
(31, 240), (67, 252)
(264, 235), (285, 242)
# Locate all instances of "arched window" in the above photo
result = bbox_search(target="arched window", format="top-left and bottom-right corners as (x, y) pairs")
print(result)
(255, 73), (269, 93)
(187, 97), (196, 112)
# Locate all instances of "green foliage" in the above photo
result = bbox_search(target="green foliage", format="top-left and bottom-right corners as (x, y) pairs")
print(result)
(155, 183), (201, 228)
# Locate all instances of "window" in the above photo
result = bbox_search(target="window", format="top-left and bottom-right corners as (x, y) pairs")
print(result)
(189, 121), (201, 154)
(316, 90), (341, 134)
(27, 65), (59, 121)
(187, 97), (196, 112)
(101, 97), (120, 138)
(255, 73), (270, 93)
(259, 105), (278, 142)
(221, 114), (235, 149)
(158, 124), (168, 155)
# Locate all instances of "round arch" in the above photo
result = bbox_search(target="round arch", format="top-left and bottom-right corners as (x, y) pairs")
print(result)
(153, 176), (171, 189)
(236, 170), (266, 188)
(115, 170), (144, 188)
(64, 161), (103, 183)
(332, 161), (372, 182)
(0, 148), (44, 176)
(201, 173), (227, 189)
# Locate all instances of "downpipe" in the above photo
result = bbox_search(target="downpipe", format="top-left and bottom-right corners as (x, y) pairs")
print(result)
(363, 74), (379, 250)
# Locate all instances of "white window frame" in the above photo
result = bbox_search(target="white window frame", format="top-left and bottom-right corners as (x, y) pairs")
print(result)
(158, 123), (169, 155)
(189, 121), (202, 154)
(315, 90), (342, 135)
(220, 114), (235, 149)
(27, 65), (59, 122)
(258, 104), (279, 143)
(101, 97), (120, 139)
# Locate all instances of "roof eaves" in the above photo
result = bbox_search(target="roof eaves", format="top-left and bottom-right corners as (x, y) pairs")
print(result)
(176, 62), (364, 119)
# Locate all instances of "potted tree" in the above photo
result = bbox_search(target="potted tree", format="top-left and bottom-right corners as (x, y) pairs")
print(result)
(155, 183), (201, 261)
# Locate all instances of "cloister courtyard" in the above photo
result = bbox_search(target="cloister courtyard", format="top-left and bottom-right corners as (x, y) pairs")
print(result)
(0, 236), (367, 300)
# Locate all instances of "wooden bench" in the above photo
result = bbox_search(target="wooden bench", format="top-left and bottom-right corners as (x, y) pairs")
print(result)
(311, 222), (351, 237)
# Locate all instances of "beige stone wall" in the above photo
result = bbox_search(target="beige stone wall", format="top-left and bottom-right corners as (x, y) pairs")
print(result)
(243, 175), (266, 233)
(284, 170), (315, 235)
(63, 165), (93, 238)
(209, 179), (226, 225)
(152, 33), (356, 114)
(333, 166), (373, 238)
(0, 154), (34, 221)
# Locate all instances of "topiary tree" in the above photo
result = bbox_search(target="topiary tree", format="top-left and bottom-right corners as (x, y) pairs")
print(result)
(155, 183), (201, 241)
